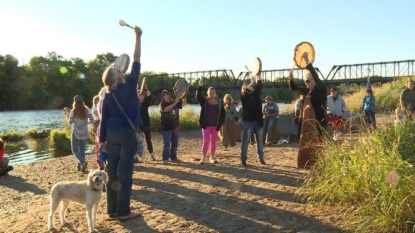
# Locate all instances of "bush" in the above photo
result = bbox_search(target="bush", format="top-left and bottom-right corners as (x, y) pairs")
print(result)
(0, 130), (24, 141)
(49, 128), (71, 152)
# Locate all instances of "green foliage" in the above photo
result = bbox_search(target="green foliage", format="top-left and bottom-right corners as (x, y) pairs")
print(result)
(48, 128), (71, 152)
(0, 129), (24, 141)
(0, 128), (50, 141)
(149, 108), (162, 132)
(149, 107), (199, 132)
(297, 122), (415, 232)
(179, 108), (199, 131)
(344, 78), (407, 113)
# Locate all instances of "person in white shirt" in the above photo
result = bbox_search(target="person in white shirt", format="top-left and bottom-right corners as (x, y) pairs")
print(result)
(326, 88), (346, 140)
(65, 95), (94, 172)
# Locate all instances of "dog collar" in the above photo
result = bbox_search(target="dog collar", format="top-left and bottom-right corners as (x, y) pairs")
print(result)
(91, 187), (101, 192)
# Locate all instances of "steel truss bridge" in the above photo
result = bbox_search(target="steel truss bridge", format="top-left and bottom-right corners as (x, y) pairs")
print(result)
(148, 59), (415, 90)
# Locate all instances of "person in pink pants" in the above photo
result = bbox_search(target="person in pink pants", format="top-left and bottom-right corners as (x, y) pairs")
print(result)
(196, 78), (225, 164)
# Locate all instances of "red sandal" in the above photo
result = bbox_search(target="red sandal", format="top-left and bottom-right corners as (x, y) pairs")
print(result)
(119, 212), (141, 221)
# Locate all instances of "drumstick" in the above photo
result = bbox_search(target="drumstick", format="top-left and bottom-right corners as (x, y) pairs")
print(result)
(245, 65), (255, 85)
(119, 20), (135, 29)
(244, 65), (255, 82)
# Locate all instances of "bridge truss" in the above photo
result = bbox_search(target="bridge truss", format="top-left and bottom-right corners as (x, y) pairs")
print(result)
(148, 69), (237, 89)
(326, 59), (415, 80)
(236, 68), (325, 83)
(149, 59), (415, 90)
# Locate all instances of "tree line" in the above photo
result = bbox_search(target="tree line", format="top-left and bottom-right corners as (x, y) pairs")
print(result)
(0, 52), (298, 111)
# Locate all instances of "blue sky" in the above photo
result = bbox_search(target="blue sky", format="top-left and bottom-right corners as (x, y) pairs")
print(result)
(1, 0), (414, 78)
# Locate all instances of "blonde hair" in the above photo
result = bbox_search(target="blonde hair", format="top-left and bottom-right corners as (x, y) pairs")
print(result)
(223, 94), (233, 102)
(102, 66), (118, 92)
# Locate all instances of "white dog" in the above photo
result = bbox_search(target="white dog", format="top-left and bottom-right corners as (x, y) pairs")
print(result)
(48, 169), (108, 233)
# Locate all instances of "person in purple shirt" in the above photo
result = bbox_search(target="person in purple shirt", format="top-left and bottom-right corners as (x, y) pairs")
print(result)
(196, 78), (226, 164)
(98, 26), (142, 221)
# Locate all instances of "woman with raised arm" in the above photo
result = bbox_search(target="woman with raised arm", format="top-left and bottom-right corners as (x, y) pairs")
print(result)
(288, 52), (327, 169)
(99, 26), (143, 221)
(196, 79), (226, 164)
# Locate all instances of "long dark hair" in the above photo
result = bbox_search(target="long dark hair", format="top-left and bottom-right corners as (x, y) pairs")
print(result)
(72, 102), (88, 119)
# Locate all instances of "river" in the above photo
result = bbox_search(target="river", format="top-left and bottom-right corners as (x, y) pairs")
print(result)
(0, 103), (290, 166)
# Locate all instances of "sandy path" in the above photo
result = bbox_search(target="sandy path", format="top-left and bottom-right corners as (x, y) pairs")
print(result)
(0, 129), (351, 233)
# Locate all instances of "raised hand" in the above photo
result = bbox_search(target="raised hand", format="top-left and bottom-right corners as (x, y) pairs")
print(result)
(134, 26), (142, 37)
(302, 52), (310, 64)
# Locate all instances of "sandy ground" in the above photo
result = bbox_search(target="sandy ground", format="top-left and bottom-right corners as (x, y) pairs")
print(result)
(1, 113), (395, 233)
(8, 110), (399, 233)
(0, 127), (357, 233)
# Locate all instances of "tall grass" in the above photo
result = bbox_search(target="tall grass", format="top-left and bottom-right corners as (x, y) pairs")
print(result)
(297, 122), (415, 232)
(0, 129), (50, 141)
(344, 77), (408, 113)
(149, 107), (199, 132)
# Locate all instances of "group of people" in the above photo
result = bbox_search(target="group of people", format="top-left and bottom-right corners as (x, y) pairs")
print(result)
(54, 23), (415, 224)
(289, 52), (415, 169)
(196, 74), (283, 166)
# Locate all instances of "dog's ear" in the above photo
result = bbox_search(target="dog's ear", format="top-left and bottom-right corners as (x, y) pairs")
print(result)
(87, 170), (94, 187)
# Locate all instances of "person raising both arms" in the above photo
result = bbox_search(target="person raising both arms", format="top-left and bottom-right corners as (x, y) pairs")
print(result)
(288, 52), (327, 169)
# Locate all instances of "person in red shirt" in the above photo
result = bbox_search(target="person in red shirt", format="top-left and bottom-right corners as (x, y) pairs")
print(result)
(0, 138), (12, 176)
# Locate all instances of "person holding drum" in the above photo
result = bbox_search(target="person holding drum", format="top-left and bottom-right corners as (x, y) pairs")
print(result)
(196, 79), (226, 164)
(240, 74), (266, 166)
(99, 26), (142, 220)
(160, 90), (185, 164)
(288, 52), (327, 169)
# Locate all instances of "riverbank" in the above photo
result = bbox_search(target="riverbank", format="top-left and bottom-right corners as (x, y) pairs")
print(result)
(0, 130), (350, 233)
(0, 114), (396, 232)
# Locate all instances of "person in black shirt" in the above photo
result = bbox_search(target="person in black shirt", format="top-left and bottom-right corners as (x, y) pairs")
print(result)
(134, 87), (156, 162)
(240, 74), (266, 166)
(160, 90), (184, 164)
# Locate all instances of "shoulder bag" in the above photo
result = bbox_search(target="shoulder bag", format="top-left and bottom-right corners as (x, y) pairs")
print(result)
(111, 93), (144, 157)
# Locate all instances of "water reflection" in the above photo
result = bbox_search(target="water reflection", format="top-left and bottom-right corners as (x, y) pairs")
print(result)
(6, 138), (94, 166)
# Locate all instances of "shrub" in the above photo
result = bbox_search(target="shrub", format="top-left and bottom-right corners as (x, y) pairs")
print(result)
(0, 130), (24, 141)
(49, 128), (71, 152)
